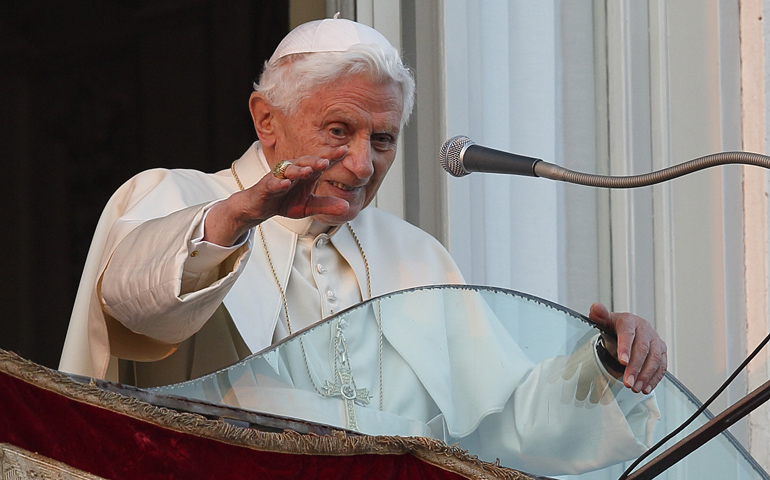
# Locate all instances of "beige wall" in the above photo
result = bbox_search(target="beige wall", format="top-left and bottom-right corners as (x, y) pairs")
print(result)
(740, 0), (770, 470)
(290, 0), (326, 28)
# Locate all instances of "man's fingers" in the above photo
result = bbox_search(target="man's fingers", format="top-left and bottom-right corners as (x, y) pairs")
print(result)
(291, 146), (348, 170)
(257, 156), (331, 197)
(646, 350), (668, 393)
(330, 146), (348, 163)
(623, 322), (670, 392)
(589, 304), (634, 363)
(614, 317), (637, 367)
(280, 157), (329, 181)
(588, 302), (668, 393)
(268, 147), (346, 183)
(623, 336), (650, 391)
(633, 338), (667, 393)
(298, 195), (349, 218)
(588, 302), (610, 325)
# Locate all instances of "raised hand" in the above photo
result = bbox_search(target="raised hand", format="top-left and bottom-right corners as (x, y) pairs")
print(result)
(204, 147), (349, 246)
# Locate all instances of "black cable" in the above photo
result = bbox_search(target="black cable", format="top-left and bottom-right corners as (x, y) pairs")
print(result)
(618, 331), (770, 480)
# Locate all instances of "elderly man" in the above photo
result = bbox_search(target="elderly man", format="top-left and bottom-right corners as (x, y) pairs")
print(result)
(60, 17), (666, 475)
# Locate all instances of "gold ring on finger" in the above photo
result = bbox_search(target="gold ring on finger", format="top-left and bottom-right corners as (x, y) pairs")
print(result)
(272, 160), (292, 180)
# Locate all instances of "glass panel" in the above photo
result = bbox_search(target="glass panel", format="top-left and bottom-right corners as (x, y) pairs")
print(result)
(152, 285), (768, 479)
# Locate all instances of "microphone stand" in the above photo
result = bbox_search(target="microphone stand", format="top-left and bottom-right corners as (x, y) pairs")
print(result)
(533, 152), (770, 479)
(441, 141), (770, 478)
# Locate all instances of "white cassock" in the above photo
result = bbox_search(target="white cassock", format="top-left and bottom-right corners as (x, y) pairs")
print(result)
(59, 142), (660, 476)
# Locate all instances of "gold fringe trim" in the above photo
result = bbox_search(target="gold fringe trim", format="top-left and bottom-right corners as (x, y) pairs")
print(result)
(1, 443), (107, 480)
(0, 350), (535, 480)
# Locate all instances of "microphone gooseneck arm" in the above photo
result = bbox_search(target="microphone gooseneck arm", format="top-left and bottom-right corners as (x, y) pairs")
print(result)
(536, 151), (770, 188)
(440, 135), (770, 187)
(442, 136), (770, 480)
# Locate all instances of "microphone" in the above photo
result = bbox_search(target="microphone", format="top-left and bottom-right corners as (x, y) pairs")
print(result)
(442, 135), (770, 188)
(439, 135), (543, 178)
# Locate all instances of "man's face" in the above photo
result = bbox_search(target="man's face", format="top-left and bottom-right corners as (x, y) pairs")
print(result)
(269, 74), (404, 225)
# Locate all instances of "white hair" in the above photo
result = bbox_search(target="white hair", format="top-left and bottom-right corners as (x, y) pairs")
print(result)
(255, 43), (415, 127)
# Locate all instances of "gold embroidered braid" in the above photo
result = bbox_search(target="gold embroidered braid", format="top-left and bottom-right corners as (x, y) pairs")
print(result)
(257, 225), (293, 334)
(1, 349), (535, 480)
(230, 162), (244, 190)
(347, 223), (383, 412)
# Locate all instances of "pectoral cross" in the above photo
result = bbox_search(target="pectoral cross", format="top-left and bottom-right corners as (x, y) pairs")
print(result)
(321, 320), (372, 431)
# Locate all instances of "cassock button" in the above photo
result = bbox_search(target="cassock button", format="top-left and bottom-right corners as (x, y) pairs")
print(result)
(190, 250), (199, 257)
(326, 290), (337, 301)
(316, 264), (327, 274)
(316, 236), (328, 247)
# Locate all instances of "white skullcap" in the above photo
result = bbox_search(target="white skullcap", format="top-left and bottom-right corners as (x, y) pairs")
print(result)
(269, 17), (398, 63)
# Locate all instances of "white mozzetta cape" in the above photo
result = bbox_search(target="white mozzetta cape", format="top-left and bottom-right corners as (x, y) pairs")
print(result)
(60, 142), (659, 475)
(60, 142), (464, 380)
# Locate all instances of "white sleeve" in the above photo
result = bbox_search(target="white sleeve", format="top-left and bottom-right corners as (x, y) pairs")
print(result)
(100, 201), (252, 344)
(456, 338), (661, 476)
(387, 288), (660, 476)
(181, 202), (249, 294)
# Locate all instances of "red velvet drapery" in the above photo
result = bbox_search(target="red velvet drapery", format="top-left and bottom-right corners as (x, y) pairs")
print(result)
(0, 351), (531, 480)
